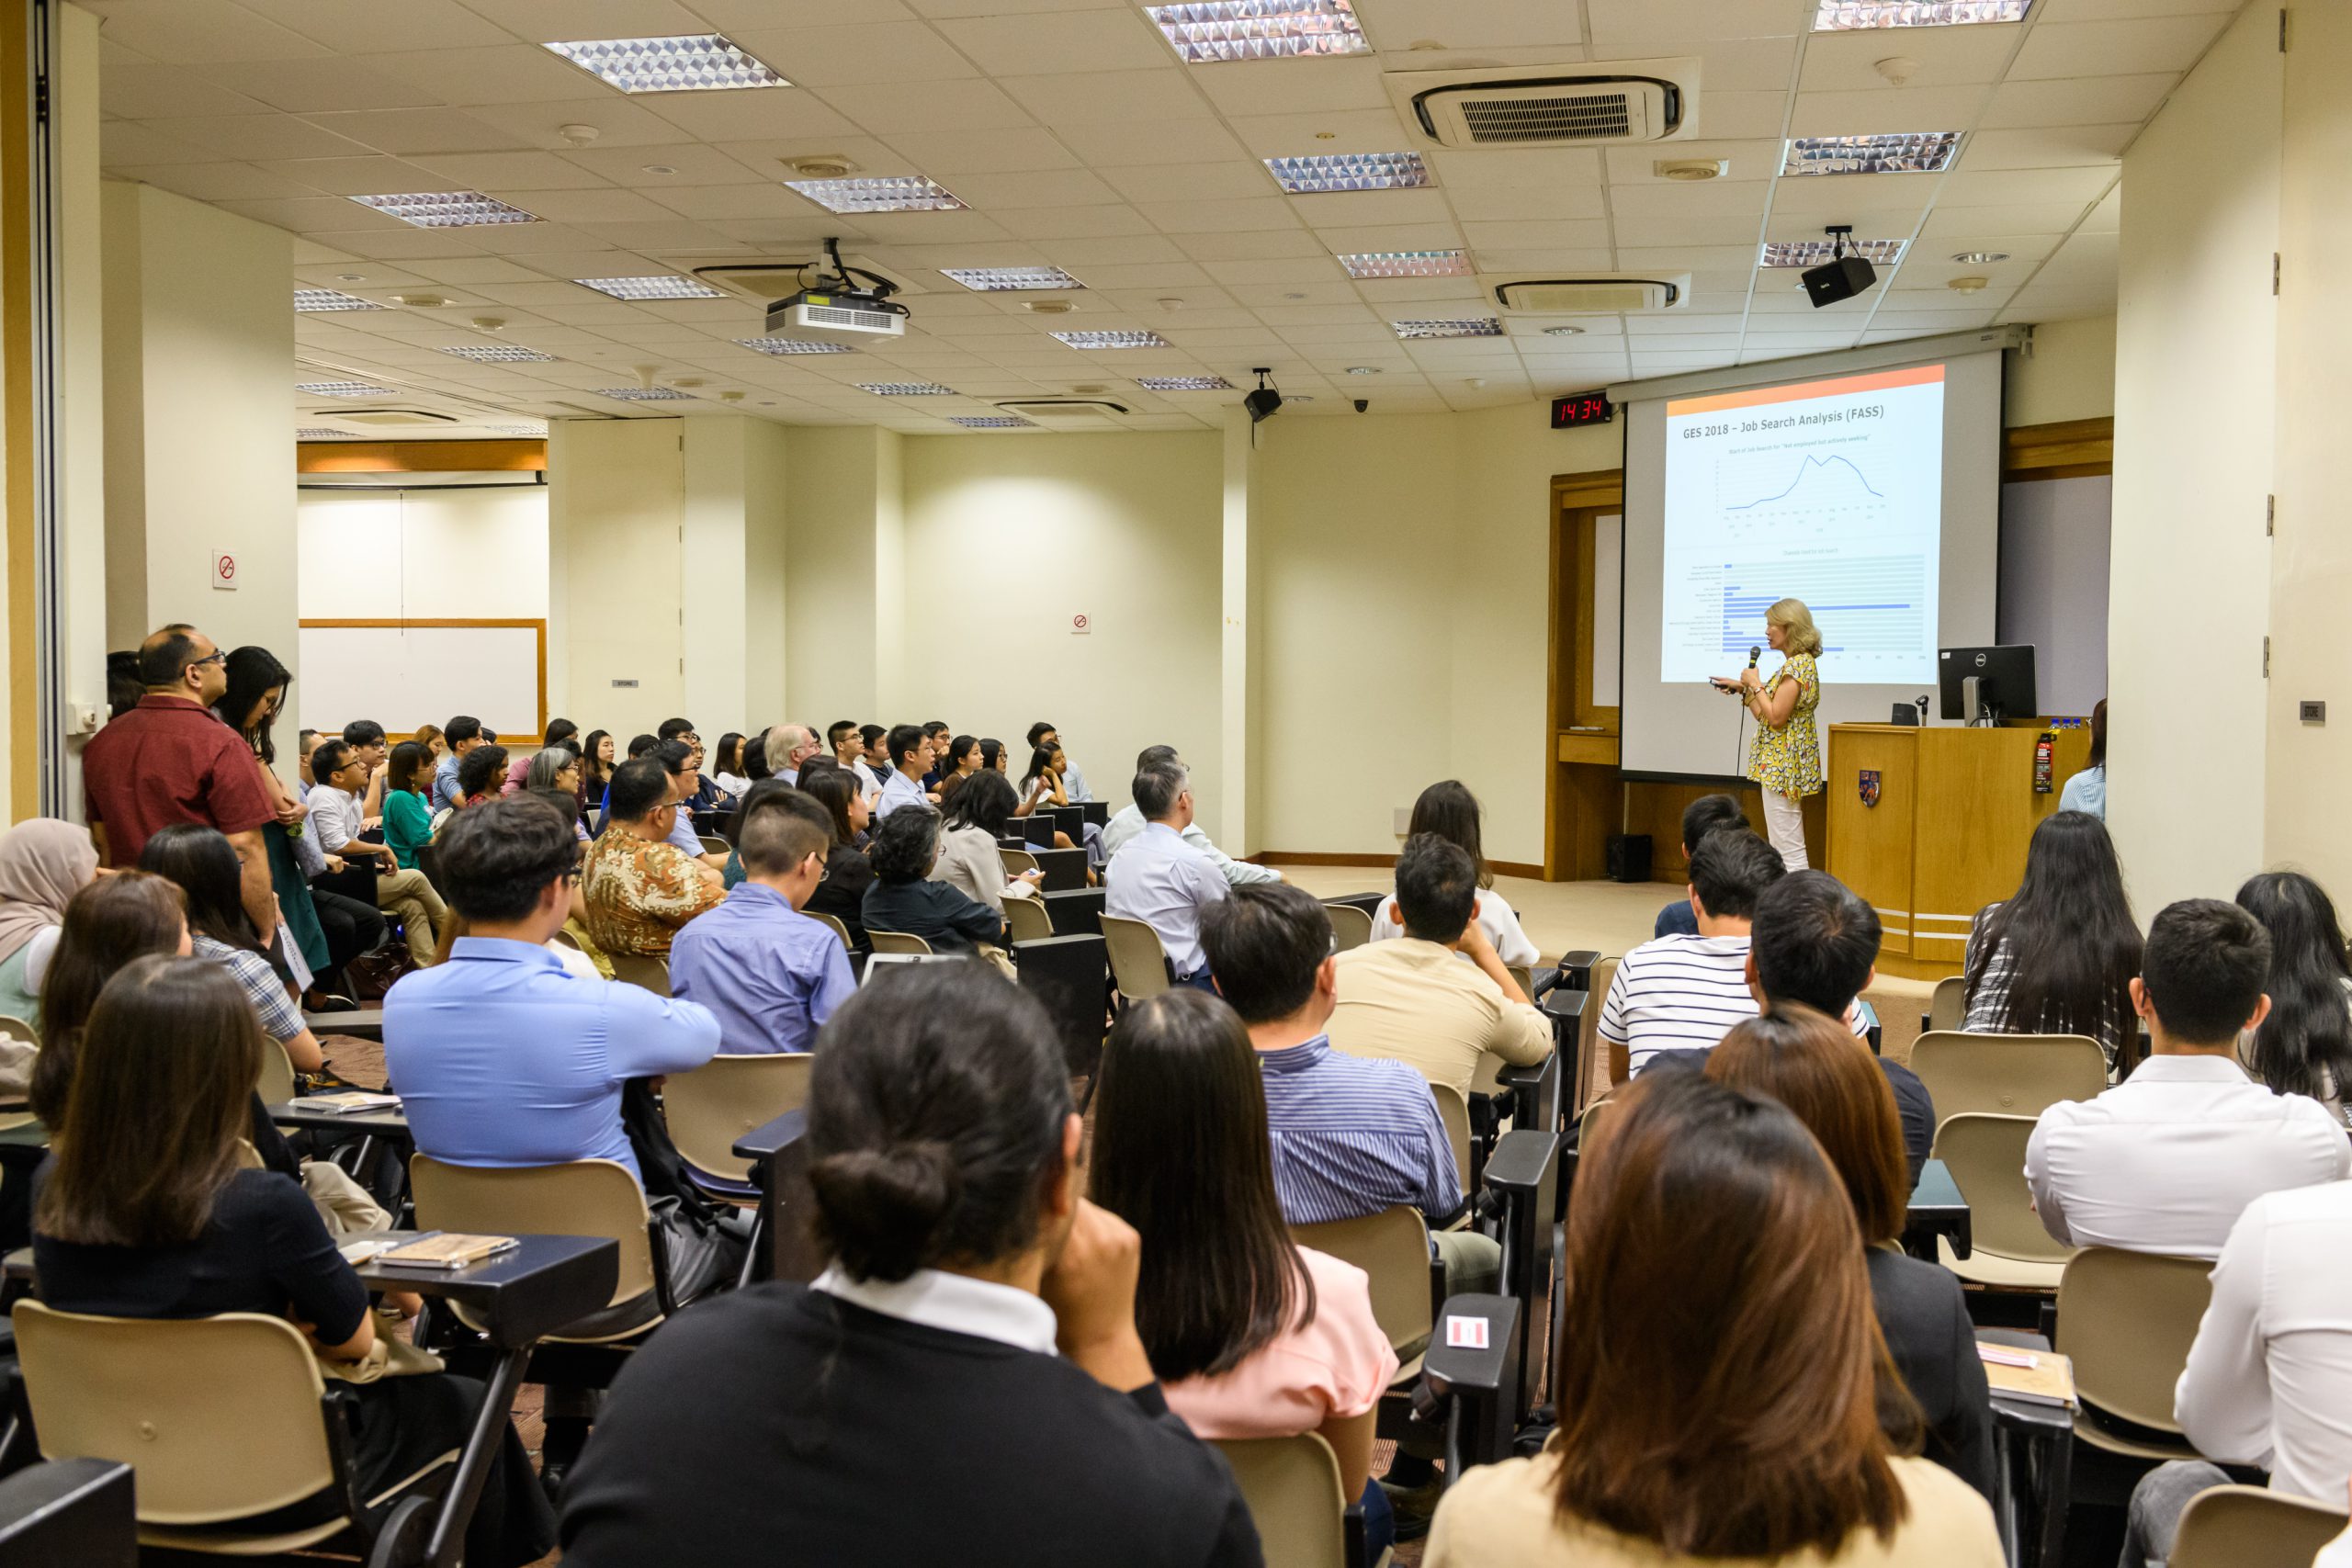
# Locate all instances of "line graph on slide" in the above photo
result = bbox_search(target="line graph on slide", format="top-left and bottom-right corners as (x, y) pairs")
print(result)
(1723, 452), (1885, 512)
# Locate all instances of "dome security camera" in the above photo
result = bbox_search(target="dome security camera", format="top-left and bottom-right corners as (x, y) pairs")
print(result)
(1352, 398), (1369, 413)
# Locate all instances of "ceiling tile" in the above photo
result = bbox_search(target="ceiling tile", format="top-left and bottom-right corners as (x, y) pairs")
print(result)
(933, 10), (1171, 75)
(1769, 171), (1937, 214)
(111, 160), (324, 201)
(559, 141), (762, 186)
(1798, 27), (2022, 93)
(810, 77), (1035, 134)
(727, 24), (979, 87)
(232, 0), (514, 53)
(454, 0), (712, 41)
(1956, 122), (2136, 169)
(463, 98), (697, 150)
(252, 153), (456, 195)
(1601, 138), (1782, 182)
(1689, 89), (1798, 141)
(1981, 72), (2179, 128)
(1602, 179), (1768, 218)
(146, 113), (380, 161)
(640, 183), (815, 220)
(101, 63), (271, 119)
(1173, 229), (1331, 262)
(881, 127), (1082, 175)
(365, 44), (631, 106)
(217, 194), (407, 231)
(494, 186), (685, 223)
(78, 0), (332, 64)
(1938, 164), (2117, 207)
(99, 121), (226, 165)
(1191, 58), (1390, 118)
(1585, 0), (1803, 49)
(1136, 197), (1302, 233)
(945, 168), (1125, 209)
(1459, 218), (1612, 249)
(2007, 14), (2231, 79)
(1037, 234), (1189, 265)
(1786, 84), (1995, 137)
(1099, 162), (1276, 204)
(1917, 201), (2093, 235)
(198, 57), (448, 114)
(994, 69), (1209, 126)
(305, 107), (538, 155)
(406, 149), (612, 188)
(1349, 0), (1586, 51)
(1612, 213), (1770, 248)
(994, 203), (1162, 239)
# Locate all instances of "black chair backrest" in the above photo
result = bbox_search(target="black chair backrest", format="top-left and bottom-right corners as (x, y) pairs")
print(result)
(0, 1460), (136, 1568)
(1013, 933), (1112, 1079)
(1043, 886), (1107, 936)
(1048, 805), (1086, 845)
(1030, 846), (1089, 892)
(1019, 815), (1057, 849)
(1079, 801), (1110, 829)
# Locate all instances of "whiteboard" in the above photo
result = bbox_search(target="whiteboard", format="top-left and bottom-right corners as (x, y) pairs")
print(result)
(297, 621), (544, 742)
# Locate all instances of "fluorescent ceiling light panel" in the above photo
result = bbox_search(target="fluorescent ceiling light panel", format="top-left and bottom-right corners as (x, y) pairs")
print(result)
(1336, 250), (1470, 279)
(1051, 330), (1174, 349)
(596, 386), (695, 401)
(857, 382), (957, 396)
(1136, 376), (1234, 390)
(1781, 132), (1962, 175)
(939, 265), (1086, 292)
(786, 175), (965, 214)
(296, 427), (349, 439)
(1391, 318), (1503, 339)
(437, 344), (557, 362)
(297, 381), (391, 398)
(1759, 238), (1906, 266)
(1145, 0), (1370, 63)
(950, 416), (1037, 429)
(350, 191), (536, 228)
(1266, 152), (1428, 194)
(293, 288), (383, 311)
(1814, 0), (2030, 28)
(573, 275), (728, 300)
(543, 35), (788, 93)
(736, 335), (855, 355)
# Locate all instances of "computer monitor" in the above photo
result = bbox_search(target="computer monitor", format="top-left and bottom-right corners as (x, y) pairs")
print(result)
(1938, 645), (2038, 725)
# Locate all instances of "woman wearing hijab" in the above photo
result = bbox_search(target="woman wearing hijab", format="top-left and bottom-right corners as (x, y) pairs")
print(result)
(0, 818), (101, 1031)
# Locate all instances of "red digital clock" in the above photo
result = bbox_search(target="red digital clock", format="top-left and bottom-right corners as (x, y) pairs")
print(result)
(1551, 391), (1615, 429)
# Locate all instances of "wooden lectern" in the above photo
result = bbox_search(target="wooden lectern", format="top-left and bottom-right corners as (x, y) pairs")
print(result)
(1826, 722), (2090, 980)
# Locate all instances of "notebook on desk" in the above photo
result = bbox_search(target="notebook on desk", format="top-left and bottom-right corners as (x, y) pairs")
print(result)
(1978, 1344), (2077, 1409)
(376, 1232), (519, 1269)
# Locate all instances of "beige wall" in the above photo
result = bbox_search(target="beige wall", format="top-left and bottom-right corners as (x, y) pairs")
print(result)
(898, 429), (1226, 832)
(547, 418), (684, 742)
(682, 416), (789, 735)
(100, 182), (294, 771)
(2266, 0), (2352, 896)
(2109, 1), (2281, 914)
(782, 426), (887, 728)
(2005, 315), (2116, 427)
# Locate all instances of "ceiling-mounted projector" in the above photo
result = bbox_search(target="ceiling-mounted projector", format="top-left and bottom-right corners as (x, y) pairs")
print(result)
(766, 235), (910, 341)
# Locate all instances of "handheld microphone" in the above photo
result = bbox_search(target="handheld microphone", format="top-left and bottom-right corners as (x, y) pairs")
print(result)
(1747, 645), (1762, 670)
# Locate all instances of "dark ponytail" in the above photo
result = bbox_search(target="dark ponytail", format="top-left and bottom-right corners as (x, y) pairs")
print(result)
(806, 963), (1070, 1282)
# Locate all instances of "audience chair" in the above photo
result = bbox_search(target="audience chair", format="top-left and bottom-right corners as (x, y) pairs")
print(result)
(0, 1015), (36, 1053)
(2170, 1484), (2348, 1568)
(806, 910), (854, 950)
(1212, 1434), (1389, 1568)
(605, 953), (672, 998)
(697, 834), (729, 858)
(1571, 956), (1619, 1115)
(2054, 1247), (2213, 1462)
(409, 1156), (673, 1341)
(1926, 975), (1968, 1034)
(662, 1055), (815, 1191)
(1292, 1207), (1437, 1371)
(999, 847), (1040, 880)
(254, 1038), (298, 1107)
(9, 1302), (453, 1560)
(0, 1459), (135, 1568)
(1098, 914), (1171, 1003)
(1323, 902), (1373, 953)
(1430, 1082), (1474, 1194)
(866, 930), (934, 957)
(1930, 1113), (2074, 1289)
(1003, 896), (1053, 944)
(1910, 1032), (2107, 1126)
(1504, 964), (1532, 998)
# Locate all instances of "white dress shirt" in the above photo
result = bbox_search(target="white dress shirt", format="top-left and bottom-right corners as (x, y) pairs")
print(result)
(2177, 1180), (2352, 1505)
(1103, 822), (1227, 979)
(811, 1265), (1058, 1355)
(308, 783), (368, 854)
(1369, 887), (1541, 969)
(2025, 1053), (2350, 1260)
(1100, 804), (1279, 887)
(850, 758), (884, 802)
(876, 767), (928, 820)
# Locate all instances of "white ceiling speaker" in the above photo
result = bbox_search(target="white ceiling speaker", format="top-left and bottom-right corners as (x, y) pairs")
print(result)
(994, 399), (1129, 422)
(1491, 274), (1690, 313)
(1384, 58), (1699, 149)
(784, 155), (856, 179)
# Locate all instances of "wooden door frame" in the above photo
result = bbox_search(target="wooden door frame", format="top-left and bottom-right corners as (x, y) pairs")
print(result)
(1544, 468), (1625, 880)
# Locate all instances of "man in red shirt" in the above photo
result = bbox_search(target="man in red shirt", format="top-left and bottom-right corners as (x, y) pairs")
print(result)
(83, 623), (278, 935)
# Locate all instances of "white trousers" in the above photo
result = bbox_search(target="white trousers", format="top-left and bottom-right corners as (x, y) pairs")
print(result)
(1760, 789), (1810, 872)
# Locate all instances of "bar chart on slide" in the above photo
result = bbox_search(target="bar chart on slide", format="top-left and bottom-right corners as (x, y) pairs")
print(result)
(1659, 363), (1945, 683)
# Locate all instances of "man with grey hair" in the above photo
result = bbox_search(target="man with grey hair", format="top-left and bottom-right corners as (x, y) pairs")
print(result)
(764, 723), (820, 785)
(1105, 760), (1227, 990)
(1100, 744), (1281, 886)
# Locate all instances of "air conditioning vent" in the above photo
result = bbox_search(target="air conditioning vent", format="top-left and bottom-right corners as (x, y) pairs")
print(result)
(334, 409), (462, 428)
(1385, 61), (1697, 149)
(994, 399), (1130, 422)
(1494, 275), (1690, 314)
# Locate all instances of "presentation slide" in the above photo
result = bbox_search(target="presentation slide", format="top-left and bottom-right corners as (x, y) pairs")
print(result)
(1617, 346), (2001, 781)
(1660, 365), (1944, 685)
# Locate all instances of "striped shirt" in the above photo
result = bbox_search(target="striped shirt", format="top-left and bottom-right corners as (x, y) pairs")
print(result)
(1257, 1034), (1461, 1225)
(1600, 931), (1866, 1076)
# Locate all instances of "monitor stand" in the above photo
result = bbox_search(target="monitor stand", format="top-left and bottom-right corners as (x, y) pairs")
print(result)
(1960, 674), (2001, 728)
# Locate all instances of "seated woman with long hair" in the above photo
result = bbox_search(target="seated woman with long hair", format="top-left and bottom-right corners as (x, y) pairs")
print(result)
(2235, 870), (2352, 1123)
(138, 823), (325, 1077)
(1962, 809), (2141, 1066)
(794, 764), (876, 951)
(31, 956), (556, 1566)
(1369, 781), (1540, 969)
(1091, 989), (1397, 1554)
(1707, 1007), (1996, 1500)
(1426, 1070), (2002, 1567)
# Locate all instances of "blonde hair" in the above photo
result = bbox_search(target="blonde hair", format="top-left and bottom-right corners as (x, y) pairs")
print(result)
(1767, 598), (1822, 657)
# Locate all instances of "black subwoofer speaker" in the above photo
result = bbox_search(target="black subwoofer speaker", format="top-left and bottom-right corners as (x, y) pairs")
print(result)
(1606, 833), (1653, 885)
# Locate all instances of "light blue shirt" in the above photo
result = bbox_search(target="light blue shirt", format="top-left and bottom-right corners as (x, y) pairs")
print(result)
(876, 768), (927, 820)
(383, 936), (720, 1183)
(666, 805), (707, 856)
(428, 753), (463, 815)
(1061, 761), (1093, 803)
(669, 882), (855, 1055)
(2059, 762), (2106, 820)
(1100, 803), (1279, 887)
(1103, 822), (1227, 978)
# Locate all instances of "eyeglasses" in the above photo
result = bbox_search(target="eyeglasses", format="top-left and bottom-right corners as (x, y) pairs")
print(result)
(189, 651), (226, 669)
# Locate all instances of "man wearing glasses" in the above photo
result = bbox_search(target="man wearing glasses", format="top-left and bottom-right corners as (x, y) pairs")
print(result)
(82, 623), (278, 937)
(669, 786), (853, 1055)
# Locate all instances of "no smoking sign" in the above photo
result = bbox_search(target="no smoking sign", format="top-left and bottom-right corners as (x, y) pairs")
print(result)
(211, 548), (239, 592)
(1069, 612), (1091, 636)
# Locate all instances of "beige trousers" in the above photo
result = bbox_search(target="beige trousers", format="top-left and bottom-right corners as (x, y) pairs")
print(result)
(375, 867), (447, 965)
